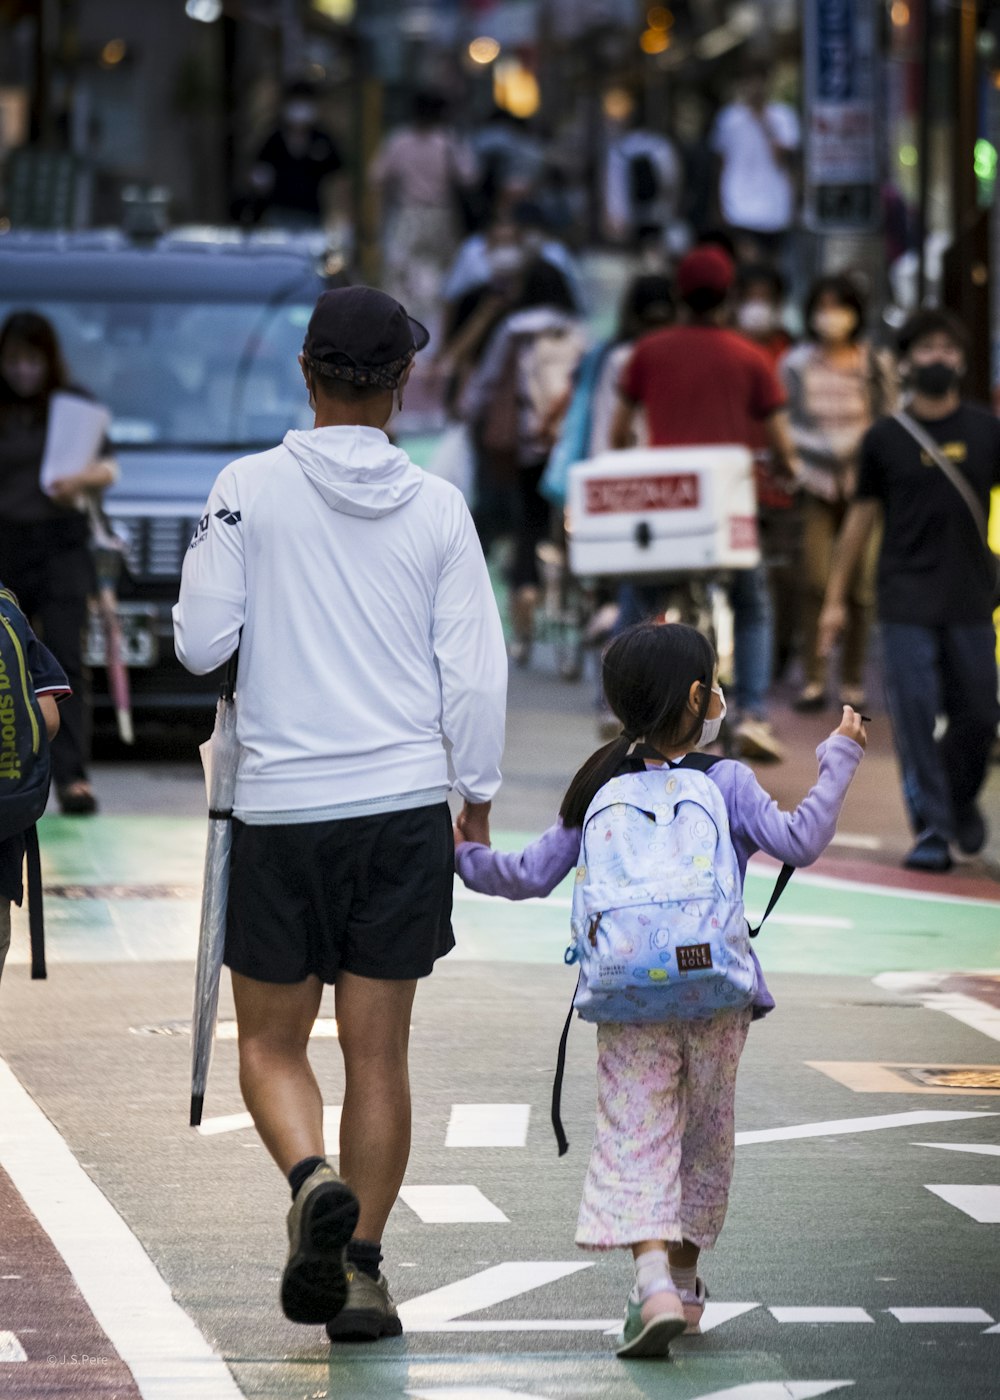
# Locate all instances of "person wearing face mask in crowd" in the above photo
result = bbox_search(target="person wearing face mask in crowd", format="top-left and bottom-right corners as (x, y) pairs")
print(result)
(0, 311), (117, 815)
(246, 82), (343, 230)
(780, 275), (898, 712)
(819, 309), (1000, 873)
(733, 265), (798, 681)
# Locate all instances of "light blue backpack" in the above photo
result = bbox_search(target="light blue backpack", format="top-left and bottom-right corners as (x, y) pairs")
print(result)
(568, 764), (756, 1023)
(551, 752), (792, 1154)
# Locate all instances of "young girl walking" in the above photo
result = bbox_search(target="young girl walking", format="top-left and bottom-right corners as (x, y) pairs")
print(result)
(454, 622), (865, 1359)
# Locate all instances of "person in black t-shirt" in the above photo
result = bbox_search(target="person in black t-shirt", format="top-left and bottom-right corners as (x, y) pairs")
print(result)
(247, 82), (342, 229)
(819, 309), (1000, 872)
(0, 311), (116, 815)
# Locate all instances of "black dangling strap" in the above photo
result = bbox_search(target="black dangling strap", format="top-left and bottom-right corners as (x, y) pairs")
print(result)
(550, 975), (580, 1157)
(749, 862), (795, 938)
(25, 824), (46, 980)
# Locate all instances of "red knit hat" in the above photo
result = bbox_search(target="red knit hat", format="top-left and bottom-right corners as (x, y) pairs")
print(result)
(676, 246), (736, 300)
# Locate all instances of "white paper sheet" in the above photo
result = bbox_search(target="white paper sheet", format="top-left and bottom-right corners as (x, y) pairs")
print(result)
(40, 392), (112, 495)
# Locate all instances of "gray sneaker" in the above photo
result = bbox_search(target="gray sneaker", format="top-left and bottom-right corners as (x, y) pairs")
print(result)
(326, 1267), (404, 1342)
(280, 1163), (359, 1325)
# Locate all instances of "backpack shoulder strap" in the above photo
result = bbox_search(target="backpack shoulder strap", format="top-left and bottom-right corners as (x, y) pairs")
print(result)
(24, 824), (46, 980)
(674, 752), (793, 937)
(893, 409), (991, 544)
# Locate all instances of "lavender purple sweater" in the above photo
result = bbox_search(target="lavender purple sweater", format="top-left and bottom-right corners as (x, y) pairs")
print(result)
(455, 736), (865, 1017)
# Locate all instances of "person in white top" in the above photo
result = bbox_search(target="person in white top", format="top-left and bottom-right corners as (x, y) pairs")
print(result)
(173, 286), (507, 1342)
(369, 91), (477, 333)
(710, 63), (800, 262)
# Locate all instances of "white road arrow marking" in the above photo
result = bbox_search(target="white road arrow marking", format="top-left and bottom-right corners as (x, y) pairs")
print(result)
(0, 1332), (27, 1363)
(770, 1307), (873, 1324)
(913, 1140), (1000, 1157)
(924, 1185), (1000, 1222)
(688, 1384), (854, 1399)
(398, 1261), (593, 1330)
(872, 973), (1000, 1043)
(735, 1109), (994, 1146)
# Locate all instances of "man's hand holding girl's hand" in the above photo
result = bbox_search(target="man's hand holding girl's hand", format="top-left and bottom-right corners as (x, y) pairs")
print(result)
(455, 800), (491, 848)
(833, 705), (867, 750)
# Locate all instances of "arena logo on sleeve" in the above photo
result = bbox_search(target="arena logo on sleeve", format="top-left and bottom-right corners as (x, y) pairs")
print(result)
(214, 508), (242, 527)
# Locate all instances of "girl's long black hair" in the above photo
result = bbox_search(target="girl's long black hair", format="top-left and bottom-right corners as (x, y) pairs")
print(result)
(0, 311), (70, 410)
(559, 622), (717, 830)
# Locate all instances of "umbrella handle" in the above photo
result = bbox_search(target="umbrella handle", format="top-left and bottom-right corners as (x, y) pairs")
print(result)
(221, 648), (239, 703)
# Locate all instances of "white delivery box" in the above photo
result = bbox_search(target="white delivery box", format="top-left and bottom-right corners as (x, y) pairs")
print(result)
(566, 445), (760, 578)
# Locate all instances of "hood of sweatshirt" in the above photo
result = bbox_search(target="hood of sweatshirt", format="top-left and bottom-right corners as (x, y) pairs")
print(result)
(283, 425), (424, 519)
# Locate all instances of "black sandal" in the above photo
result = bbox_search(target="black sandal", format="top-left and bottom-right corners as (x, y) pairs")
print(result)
(58, 784), (98, 816)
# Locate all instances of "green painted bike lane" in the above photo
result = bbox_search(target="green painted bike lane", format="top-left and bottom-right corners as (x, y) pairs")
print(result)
(13, 816), (999, 980)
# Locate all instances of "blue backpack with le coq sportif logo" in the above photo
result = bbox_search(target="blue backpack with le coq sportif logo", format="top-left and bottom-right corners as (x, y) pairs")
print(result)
(551, 749), (792, 1154)
(0, 588), (52, 978)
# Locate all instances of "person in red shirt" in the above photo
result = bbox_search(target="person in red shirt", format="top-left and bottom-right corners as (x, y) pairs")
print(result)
(610, 246), (800, 761)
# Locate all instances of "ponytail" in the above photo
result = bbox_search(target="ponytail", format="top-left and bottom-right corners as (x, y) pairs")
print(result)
(559, 733), (634, 831)
(559, 621), (717, 831)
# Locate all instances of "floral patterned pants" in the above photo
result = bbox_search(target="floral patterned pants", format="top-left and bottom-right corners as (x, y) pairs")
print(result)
(576, 1008), (751, 1251)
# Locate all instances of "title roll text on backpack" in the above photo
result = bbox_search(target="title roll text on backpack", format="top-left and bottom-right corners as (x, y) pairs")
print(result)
(0, 588), (52, 978)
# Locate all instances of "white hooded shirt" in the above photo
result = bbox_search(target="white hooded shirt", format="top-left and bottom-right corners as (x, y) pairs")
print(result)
(173, 425), (507, 820)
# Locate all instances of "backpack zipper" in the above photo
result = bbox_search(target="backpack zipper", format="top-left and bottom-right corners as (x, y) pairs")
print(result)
(587, 913), (602, 946)
(0, 612), (40, 756)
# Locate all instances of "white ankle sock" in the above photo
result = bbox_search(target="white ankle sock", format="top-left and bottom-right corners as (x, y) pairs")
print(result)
(669, 1261), (698, 1295)
(634, 1249), (675, 1302)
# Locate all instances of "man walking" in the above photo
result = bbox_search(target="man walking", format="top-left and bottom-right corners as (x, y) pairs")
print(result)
(820, 309), (1000, 871)
(610, 244), (800, 761)
(174, 287), (507, 1339)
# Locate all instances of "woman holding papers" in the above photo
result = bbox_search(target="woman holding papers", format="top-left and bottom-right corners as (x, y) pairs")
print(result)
(0, 311), (116, 814)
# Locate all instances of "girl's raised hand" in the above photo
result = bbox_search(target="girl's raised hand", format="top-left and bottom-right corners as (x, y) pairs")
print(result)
(833, 705), (867, 750)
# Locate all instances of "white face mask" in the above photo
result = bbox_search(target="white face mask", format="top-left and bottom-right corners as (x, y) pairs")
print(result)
(813, 308), (858, 344)
(736, 300), (777, 336)
(697, 686), (727, 748)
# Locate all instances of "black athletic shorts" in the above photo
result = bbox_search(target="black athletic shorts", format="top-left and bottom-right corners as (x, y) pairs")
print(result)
(225, 802), (455, 984)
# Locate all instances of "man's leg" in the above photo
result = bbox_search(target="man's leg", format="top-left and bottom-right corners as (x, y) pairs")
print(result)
(938, 621), (1000, 850)
(880, 623), (955, 859)
(729, 562), (774, 718)
(232, 969), (359, 1326)
(232, 970), (325, 1172)
(335, 970), (418, 1244)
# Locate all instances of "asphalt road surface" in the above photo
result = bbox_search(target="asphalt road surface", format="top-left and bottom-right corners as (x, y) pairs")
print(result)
(1, 643), (999, 1400)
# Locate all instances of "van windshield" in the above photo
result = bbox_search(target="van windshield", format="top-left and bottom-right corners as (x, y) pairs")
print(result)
(0, 297), (316, 449)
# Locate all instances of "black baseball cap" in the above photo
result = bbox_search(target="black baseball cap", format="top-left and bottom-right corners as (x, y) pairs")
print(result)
(302, 286), (430, 391)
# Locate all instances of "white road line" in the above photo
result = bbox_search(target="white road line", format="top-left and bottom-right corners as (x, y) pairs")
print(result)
(323, 1105), (342, 1154)
(602, 1302), (759, 1336)
(769, 1307), (873, 1324)
(692, 1385), (854, 1400)
(0, 1055), (243, 1400)
(0, 1332), (27, 1362)
(408, 1389), (550, 1399)
(829, 832), (882, 850)
(913, 1141), (1000, 1157)
(887, 1307), (995, 1324)
(195, 1111), (254, 1137)
(924, 1184), (1000, 1223)
(749, 857), (1000, 908)
(397, 1261), (592, 1329)
(398, 1185), (510, 1224)
(445, 1104), (531, 1148)
(735, 1109), (995, 1147)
